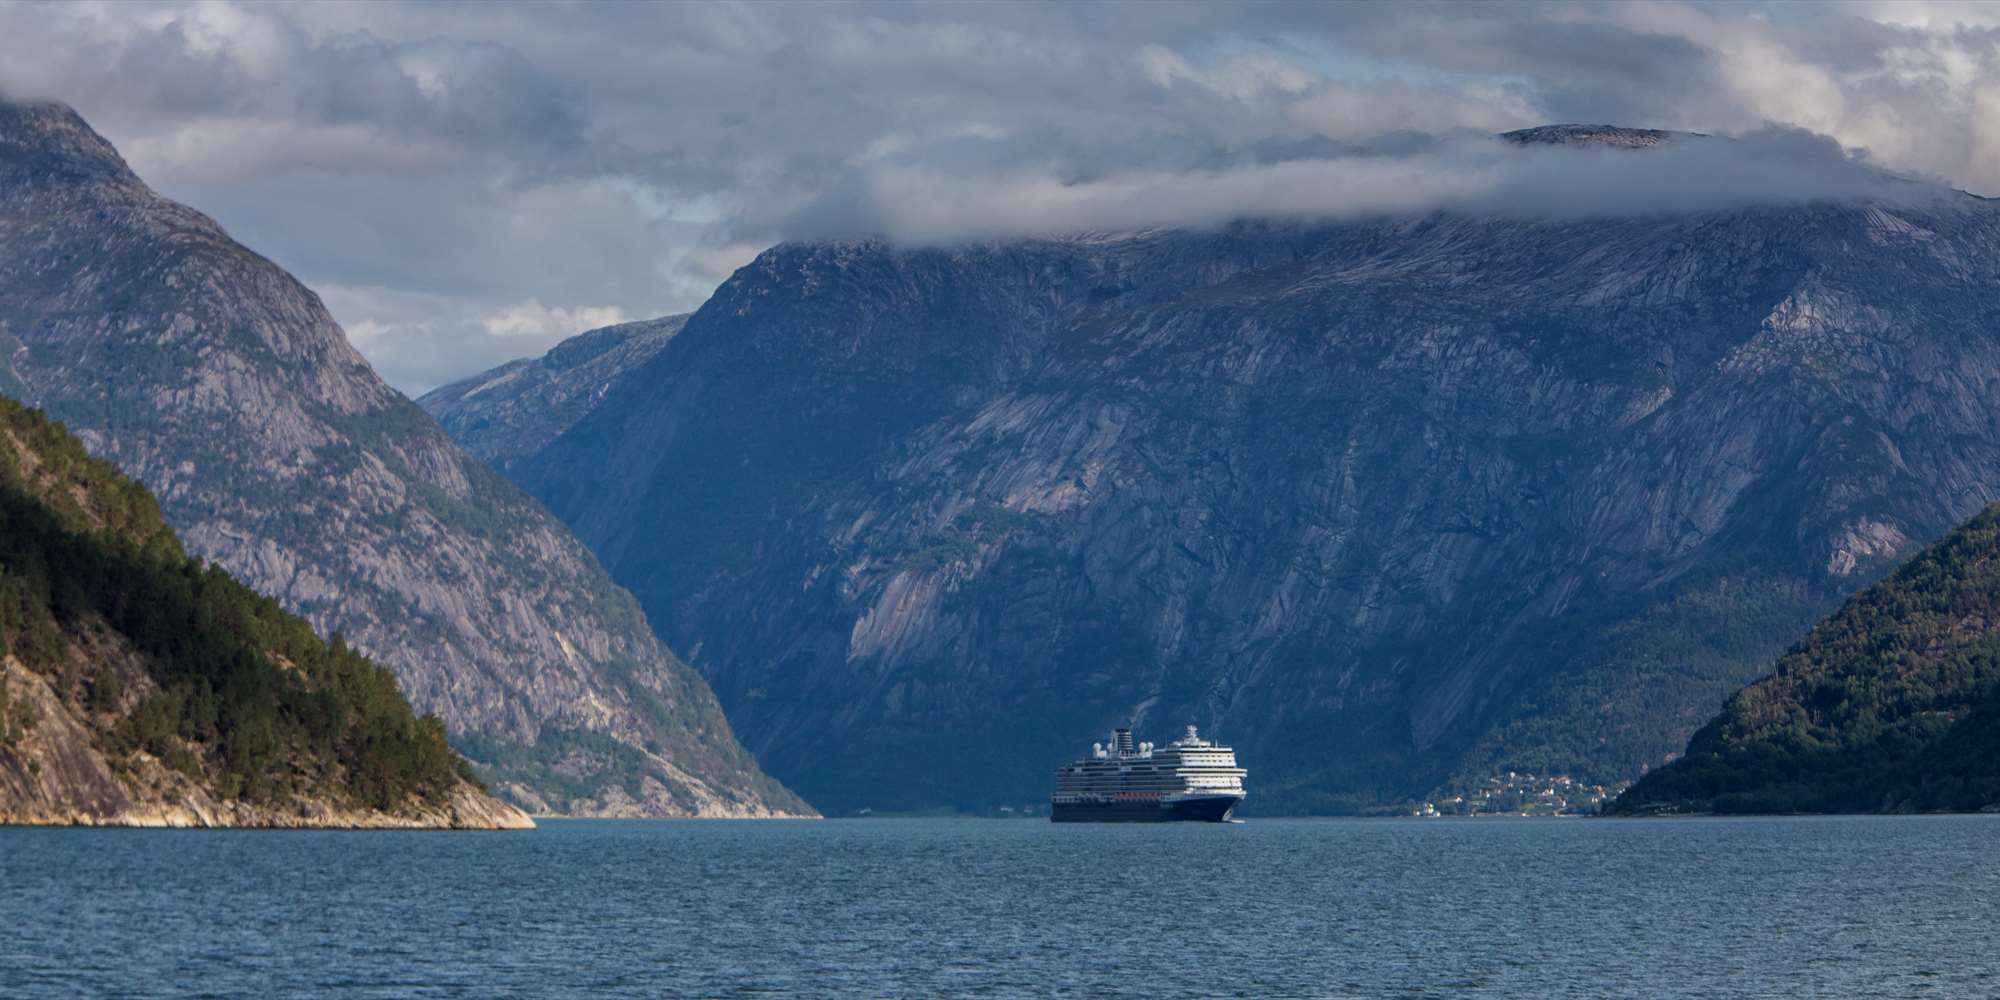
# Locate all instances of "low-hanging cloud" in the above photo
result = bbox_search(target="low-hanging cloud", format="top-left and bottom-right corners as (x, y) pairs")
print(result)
(790, 127), (1948, 245)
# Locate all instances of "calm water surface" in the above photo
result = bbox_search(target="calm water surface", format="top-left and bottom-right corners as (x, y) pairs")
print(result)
(2, 815), (1996, 998)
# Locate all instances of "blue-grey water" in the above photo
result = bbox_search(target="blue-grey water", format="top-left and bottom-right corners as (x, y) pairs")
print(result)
(2, 815), (1996, 998)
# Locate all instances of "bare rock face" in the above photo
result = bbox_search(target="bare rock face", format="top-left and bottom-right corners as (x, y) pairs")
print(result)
(441, 169), (2000, 814)
(0, 101), (808, 818)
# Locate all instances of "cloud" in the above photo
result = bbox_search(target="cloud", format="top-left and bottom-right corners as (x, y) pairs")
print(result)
(2, 1), (1998, 391)
(1287, 80), (1538, 141)
(321, 286), (635, 396)
(793, 127), (1946, 244)
(1135, 46), (1318, 101)
(480, 299), (627, 340)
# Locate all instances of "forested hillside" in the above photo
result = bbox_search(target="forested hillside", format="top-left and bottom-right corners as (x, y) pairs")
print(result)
(0, 397), (527, 827)
(1615, 502), (2000, 814)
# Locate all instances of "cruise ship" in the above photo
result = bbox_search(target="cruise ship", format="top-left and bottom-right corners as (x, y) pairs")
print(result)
(1050, 725), (1247, 822)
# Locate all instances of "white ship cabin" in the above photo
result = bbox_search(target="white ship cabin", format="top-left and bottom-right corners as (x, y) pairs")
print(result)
(1058, 724), (1247, 799)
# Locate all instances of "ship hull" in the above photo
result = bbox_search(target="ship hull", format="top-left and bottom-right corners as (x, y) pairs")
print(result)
(1049, 794), (1242, 823)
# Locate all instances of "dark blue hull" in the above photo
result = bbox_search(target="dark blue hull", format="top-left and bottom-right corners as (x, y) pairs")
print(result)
(1049, 795), (1241, 823)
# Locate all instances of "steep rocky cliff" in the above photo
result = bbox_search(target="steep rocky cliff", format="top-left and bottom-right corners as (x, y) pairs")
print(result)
(1615, 502), (2000, 814)
(0, 396), (530, 828)
(0, 101), (807, 817)
(432, 133), (2000, 814)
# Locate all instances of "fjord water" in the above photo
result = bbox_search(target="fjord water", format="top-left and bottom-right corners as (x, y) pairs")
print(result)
(3, 817), (1994, 998)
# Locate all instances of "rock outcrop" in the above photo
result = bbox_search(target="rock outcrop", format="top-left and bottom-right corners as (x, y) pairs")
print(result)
(1498, 124), (1697, 148)
(0, 100), (808, 817)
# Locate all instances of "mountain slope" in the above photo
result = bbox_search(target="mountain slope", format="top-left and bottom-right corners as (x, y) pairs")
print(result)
(0, 397), (530, 828)
(441, 142), (2000, 814)
(421, 315), (686, 474)
(0, 100), (807, 817)
(1613, 501), (2000, 814)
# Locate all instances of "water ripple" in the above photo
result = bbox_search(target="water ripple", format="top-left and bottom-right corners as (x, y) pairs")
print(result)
(1, 816), (1995, 998)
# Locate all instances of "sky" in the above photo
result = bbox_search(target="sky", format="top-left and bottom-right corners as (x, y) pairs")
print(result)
(4, 0), (2000, 393)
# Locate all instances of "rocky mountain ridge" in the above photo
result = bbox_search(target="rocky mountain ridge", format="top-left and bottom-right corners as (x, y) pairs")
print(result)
(0, 100), (807, 817)
(1498, 124), (1697, 148)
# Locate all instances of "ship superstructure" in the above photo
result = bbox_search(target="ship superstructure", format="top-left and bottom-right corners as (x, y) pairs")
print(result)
(1050, 725), (1246, 822)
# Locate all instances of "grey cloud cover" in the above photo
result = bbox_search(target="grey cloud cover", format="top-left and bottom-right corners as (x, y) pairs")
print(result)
(791, 128), (1946, 245)
(3, 0), (1998, 391)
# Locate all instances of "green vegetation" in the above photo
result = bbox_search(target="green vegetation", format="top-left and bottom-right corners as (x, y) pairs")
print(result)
(0, 397), (471, 811)
(1614, 502), (2000, 814)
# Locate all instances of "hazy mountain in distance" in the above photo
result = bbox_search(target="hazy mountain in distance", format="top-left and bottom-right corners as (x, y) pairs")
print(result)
(0, 100), (808, 818)
(421, 315), (688, 475)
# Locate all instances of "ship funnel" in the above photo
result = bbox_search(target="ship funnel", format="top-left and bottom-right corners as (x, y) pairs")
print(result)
(1115, 728), (1135, 755)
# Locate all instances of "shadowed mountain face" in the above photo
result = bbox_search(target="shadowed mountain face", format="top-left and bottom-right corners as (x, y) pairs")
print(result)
(0, 101), (807, 817)
(430, 150), (2000, 814)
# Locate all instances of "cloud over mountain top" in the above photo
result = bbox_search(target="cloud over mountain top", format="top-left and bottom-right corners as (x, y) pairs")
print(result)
(3, 1), (1996, 390)
(791, 126), (1945, 245)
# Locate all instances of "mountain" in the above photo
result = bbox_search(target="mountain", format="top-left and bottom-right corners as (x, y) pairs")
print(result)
(0, 397), (530, 827)
(0, 100), (807, 817)
(427, 130), (2000, 815)
(419, 315), (687, 475)
(1612, 502), (2000, 815)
